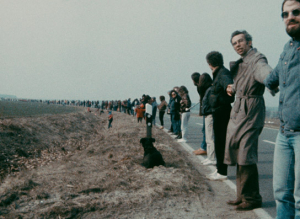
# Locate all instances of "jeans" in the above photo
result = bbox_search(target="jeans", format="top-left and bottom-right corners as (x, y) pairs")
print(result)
(152, 112), (157, 125)
(181, 112), (190, 140)
(273, 132), (300, 219)
(171, 113), (180, 134)
(200, 116), (207, 151)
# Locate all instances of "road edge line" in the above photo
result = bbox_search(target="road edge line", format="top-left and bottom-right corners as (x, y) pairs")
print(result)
(161, 128), (273, 219)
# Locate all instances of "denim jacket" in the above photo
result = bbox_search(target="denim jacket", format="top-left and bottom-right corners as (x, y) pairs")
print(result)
(264, 39), (300, 135)
(201, 87), (212, 116)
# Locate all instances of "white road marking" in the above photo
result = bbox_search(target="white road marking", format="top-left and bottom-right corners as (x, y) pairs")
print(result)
(196, 123), (203, 126)
(264, 127), (279, 131)
(263, 140), (276, 145)
(162, 128), (273, 219)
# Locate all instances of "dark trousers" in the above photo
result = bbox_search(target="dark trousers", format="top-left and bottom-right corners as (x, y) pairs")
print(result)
(159, 111), (165, 126)
(169, 114), (173, 132)
(108, 119), (113, 128)
(200, 116), (207, 151)
(212, 105), (231, 176)
(236, 164), (262, 204)
(137, 117), (143, 123)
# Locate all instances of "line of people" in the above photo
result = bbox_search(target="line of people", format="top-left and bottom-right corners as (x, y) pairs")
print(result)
(177, 2), (300, 216)
(152, 3), (300, 214)
(78, 2), (300, 215)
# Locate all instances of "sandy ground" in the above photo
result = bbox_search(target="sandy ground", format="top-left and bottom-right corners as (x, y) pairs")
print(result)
(0, 109), (258, 218)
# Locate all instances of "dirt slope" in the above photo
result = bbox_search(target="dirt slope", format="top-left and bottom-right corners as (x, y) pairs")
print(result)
(0, 111), (257, 218)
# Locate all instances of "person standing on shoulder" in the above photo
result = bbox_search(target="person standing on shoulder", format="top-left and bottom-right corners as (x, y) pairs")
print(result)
(199, 73), (216, 166)
(225, 30), (272, 211)
(264, 0), (300, 217)
(134, 104), (145, 123)
(206, 51), (234, 181)
(157, 96), (168, 129)
(169, 90), (181, 137)
(108, 111), (113, 129)
(191, 72), (207, 156)
(178, 86), (192, 143)
(151, 97), (158, 126)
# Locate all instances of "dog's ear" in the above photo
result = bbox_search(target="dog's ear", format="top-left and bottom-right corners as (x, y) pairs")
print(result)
(151, 138), (155, 143)
(140, 138), (145, 144)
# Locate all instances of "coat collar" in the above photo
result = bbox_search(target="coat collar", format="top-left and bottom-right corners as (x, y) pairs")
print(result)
(212, 66), (220, 78)
(241, 48), (257, 64)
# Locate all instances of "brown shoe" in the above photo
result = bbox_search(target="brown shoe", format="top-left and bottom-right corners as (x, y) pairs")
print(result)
(226, 199), (242, 206)
(235, 202), (262, 211)
(193, 149), (207, 155)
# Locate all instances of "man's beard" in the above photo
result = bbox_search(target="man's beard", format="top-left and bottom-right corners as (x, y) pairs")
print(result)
(286, 19), (300, 38)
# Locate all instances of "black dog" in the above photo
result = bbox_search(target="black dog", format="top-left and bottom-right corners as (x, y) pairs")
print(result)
(140, 137), (165, 168)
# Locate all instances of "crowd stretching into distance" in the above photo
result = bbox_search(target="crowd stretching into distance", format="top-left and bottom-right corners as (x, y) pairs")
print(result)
(2, 0), (300, 218)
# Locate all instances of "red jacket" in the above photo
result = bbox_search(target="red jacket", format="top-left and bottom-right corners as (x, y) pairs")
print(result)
(134, 107), (145, 118)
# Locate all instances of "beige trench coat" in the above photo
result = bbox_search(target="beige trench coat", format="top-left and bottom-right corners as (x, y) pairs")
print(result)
(224, 49), (272, 165)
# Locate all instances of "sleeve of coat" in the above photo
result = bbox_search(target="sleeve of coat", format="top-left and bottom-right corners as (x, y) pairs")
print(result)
(220, 70), (234, 91)
(264, 62), (280, 90)
(253, 57), (272, 84)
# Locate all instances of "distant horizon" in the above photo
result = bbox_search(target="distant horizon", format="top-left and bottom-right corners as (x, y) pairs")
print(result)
(1, 0), (285, 107)
(1, 93), (280, 109)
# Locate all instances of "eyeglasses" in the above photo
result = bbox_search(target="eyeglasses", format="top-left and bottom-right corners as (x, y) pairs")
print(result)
(281, 8), (300, 19)
(171, 93), (176, 96)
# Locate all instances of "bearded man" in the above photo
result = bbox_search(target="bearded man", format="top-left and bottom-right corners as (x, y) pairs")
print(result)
(264, 0), (300, 218)
(225, 30), (272, 211)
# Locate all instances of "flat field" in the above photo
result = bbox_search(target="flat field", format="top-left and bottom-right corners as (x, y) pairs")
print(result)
(0, 101), (81, 118)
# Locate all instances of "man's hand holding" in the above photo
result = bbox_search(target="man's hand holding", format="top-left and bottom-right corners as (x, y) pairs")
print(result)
(268, 87), (279, 96)
(226, 84), (234, 96)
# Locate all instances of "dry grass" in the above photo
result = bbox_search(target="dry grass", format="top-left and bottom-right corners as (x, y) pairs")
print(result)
(0, 110), (257, 219)
(0, 112), (209, 218)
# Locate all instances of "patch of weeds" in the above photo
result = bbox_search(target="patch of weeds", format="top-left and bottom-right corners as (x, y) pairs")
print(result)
(79, 188), (104, 194)
(21, 179), (40, 191)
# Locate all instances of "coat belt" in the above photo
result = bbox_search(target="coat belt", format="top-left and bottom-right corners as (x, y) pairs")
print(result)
(236, 95), (263, 99)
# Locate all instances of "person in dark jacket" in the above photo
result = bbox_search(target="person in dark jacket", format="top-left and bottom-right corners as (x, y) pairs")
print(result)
(127, 98), (131, 115)
(169, 90), (181, 136)
(178, 86), (191, 143)
(200, 73), (216, 166)
(191, 72), (207, 155)
(167, 90), (173, 133)
(108, 111), (113, 128)
(157, 96), (168, 129)
(206, 51), (234, 181)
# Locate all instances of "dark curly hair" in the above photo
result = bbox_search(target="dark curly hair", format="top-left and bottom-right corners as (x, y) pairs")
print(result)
(206, 51), (223, 67)
(198, 73), (213, 99)
(191, 72), (200, 84)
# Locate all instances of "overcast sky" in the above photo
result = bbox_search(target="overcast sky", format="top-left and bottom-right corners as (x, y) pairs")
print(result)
(0, 0), (288, 106)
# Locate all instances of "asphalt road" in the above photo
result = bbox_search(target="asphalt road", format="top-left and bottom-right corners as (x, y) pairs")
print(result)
(157, 114), (277, 218)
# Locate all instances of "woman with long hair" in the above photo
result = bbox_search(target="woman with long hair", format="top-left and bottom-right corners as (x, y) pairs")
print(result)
(178, 86), (191, 142)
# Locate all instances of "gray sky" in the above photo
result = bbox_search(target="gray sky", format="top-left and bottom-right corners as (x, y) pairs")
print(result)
(0, 0), (288, 106)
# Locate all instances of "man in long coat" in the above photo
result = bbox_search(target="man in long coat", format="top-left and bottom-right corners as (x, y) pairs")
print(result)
(225, 30), (272, 211)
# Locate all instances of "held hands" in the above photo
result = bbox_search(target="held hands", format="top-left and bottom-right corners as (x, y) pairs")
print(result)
(268, 87), (279, 96)
(226, 84), (235, 96)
